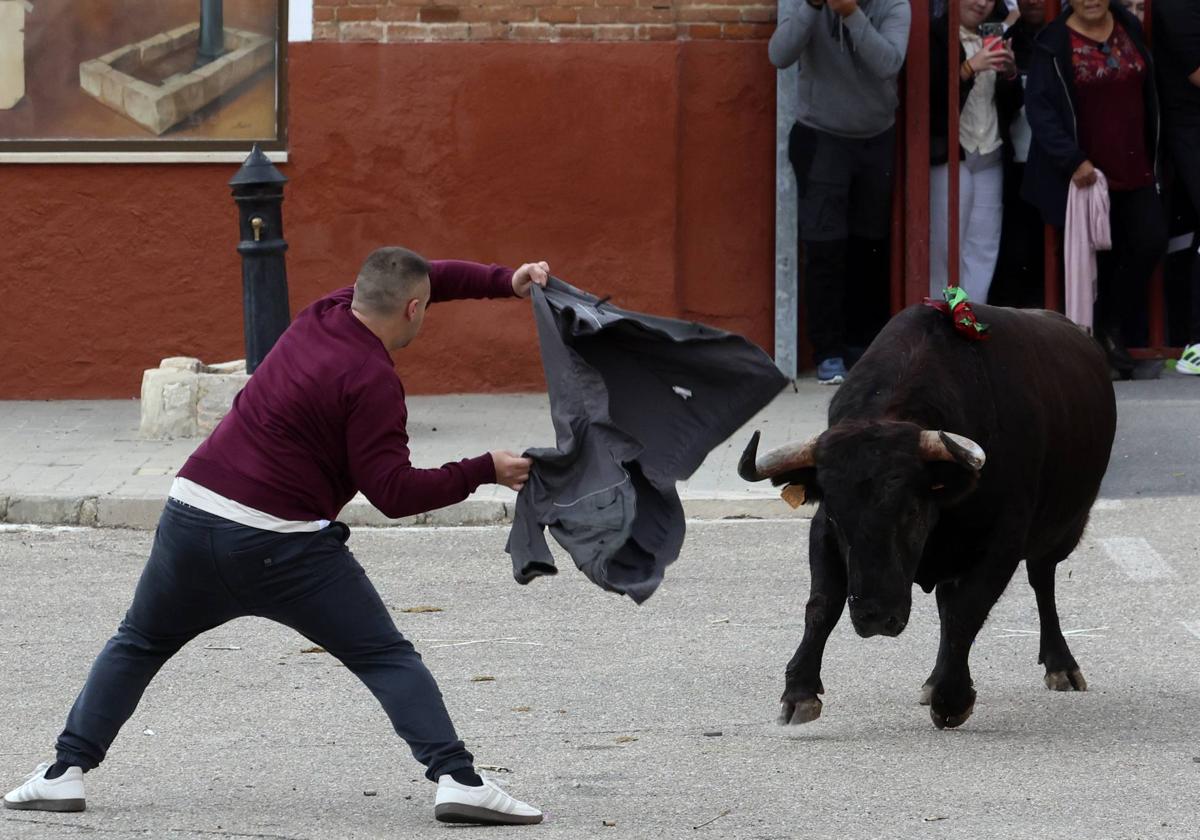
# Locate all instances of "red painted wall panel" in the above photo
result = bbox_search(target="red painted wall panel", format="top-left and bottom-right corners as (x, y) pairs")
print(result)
(0, 41), (775, 398)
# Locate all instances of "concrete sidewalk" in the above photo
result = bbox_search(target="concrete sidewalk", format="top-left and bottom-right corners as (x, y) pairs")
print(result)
(0, 387), (831, 529)
(2, 374), (1197, 529)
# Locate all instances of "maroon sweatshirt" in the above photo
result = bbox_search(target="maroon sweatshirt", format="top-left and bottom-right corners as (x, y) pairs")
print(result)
(178, 260), (516, 521)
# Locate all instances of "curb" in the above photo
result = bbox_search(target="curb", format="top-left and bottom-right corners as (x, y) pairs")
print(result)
(0, 493), (812, 529)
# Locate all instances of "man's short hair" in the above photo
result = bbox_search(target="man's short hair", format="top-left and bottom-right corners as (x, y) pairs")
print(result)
(352, 247), (431, 316)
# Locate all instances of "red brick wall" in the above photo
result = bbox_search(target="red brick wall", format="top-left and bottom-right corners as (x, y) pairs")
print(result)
(312, 0), (777, 42)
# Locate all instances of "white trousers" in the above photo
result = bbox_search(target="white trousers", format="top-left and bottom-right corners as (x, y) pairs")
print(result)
(929, 151), (1004, 303)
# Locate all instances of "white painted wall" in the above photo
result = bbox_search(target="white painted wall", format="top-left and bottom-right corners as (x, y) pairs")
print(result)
(288, 0), (312, 42)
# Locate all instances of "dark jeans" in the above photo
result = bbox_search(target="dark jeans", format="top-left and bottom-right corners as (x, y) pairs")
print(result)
(55, 499), (473, 781)
(789, 123), (895, 363)
(1166, 121), (1200, 342)
(1095, 185), (1168, 346)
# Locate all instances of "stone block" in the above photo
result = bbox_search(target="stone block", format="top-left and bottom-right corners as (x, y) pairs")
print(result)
(196, 373), (250, 436)
(204, 360), (246, 374)
(123, 77), (175, 135)
(160, 356), (202, 372)
(78, 59), (105, 100)
(165, 23), (199, 46)
(99, 65), (129, 111)
(139, 368), (199, 439)
(137, 32), (173, 65)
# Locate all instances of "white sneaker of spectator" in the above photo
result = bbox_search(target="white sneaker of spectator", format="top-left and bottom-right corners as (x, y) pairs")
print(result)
(1177, 344), (1200, 375)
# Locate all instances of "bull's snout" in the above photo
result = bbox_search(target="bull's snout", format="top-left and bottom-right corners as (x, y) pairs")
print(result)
(848, 595), (909, 638)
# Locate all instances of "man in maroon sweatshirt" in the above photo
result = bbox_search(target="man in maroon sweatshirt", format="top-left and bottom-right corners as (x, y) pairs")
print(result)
(4, 247), (547, 826)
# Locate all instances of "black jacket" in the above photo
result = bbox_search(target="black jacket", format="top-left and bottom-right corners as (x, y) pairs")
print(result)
(929, 14), (1025, 166)
(1152, 0), (1200, 126)
(1021, 1), (1160, 227)
(506, 278), (787, 604)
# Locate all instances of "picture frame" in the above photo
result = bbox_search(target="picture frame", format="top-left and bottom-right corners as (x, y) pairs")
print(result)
(0, 0), (287, 163)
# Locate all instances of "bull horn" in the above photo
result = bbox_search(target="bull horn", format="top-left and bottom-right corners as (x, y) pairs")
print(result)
(918, 430), (986, 471)
(738, 430), (819, 482)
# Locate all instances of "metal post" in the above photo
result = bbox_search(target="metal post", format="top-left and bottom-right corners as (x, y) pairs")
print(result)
(774, 4), (799, 380)
(197, 0), (225, 67)
(904, 0), (932, 306)
(230, 144), (290, 374)
(947, 0), (961, 290)
(1042, 0), (1062, 312)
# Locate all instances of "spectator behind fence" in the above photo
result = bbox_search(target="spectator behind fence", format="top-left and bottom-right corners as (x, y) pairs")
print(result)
(929, 0), (1023, 303)
(990, 0), (1049, 308)
(1152, 0), (1200, 375)
(1023, 0), (1166, 379)
(768, 0), (912, 385)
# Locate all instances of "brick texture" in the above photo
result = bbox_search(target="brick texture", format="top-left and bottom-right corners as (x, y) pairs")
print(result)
(313, 1), (778, 42)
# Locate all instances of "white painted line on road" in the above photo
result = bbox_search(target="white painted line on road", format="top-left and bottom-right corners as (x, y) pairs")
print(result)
(1180, 621), (1200, 640)
(1100, 537), (1175, 581)
(0, 524), (88, 533)
(1091, 499), (1124, 511)
(996, 626), (1107, 639)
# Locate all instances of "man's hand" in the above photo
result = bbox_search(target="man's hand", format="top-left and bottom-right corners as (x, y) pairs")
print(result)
(828, 0), (858, 17)
(1072, 160), (1098, 188)
(492, 451), (532, 491)
(512, 261), (550, 298)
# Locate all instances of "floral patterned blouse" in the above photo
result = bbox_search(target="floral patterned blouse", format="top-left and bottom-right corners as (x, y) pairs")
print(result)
(1069, 22), (1154, 191)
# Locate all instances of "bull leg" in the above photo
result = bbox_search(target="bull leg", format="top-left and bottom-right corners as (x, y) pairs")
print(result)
(1027, 555), (1087, 693)
(923, 556), (1021, 729)
(779, 510), (846, 725)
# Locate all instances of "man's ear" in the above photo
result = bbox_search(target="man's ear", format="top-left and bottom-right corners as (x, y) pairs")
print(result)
(923, 461), (979, 507)
(405, 298), (421, 320)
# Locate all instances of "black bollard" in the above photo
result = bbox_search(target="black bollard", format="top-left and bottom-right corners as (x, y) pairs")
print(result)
(230, 144), (290, 374)
(197, 0), (225, 67)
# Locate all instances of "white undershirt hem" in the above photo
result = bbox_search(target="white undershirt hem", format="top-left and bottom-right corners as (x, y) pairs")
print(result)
(169, 477), (330, 533)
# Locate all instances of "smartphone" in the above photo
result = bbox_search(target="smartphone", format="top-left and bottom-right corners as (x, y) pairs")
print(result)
(979, 22), (1005, 53)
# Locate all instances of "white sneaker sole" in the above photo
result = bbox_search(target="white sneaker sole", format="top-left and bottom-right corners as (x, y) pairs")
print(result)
(817, 376), (844, 386)
(1176, 360), (1200, 375)
(4, 797), (86, 813)
(435, 802), (542, 825)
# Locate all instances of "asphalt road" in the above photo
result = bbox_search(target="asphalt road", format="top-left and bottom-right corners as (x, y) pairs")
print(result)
(1, 508), (1197, 840)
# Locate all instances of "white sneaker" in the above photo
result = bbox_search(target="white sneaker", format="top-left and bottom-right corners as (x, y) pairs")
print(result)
(434, 774), (543, 825)
(4, 762), (86, 812)
(1177, 344), (1200, 375)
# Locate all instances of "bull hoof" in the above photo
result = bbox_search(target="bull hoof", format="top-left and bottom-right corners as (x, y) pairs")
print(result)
(918, 681), (933, 706)
(930, 702), (975, 730)
(778, 697), (822, 725)
(1044, 668), (1088, 692)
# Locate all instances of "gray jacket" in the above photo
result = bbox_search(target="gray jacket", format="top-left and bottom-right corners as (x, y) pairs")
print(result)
(769, 0), (912, 138)
(506, 279), (788, 604)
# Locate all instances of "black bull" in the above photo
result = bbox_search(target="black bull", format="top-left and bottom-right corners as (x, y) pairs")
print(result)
(740, 304), (1116, 729)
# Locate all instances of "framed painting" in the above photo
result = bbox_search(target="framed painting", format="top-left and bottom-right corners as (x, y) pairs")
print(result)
(0, 0), (287, 161)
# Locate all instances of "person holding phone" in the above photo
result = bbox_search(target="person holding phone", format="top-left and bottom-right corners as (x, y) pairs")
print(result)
(929, 0), (1024, 302)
